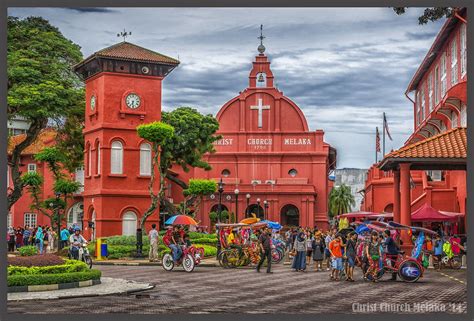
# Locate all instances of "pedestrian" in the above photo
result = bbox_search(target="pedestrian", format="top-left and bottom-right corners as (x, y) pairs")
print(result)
(256, 227), (273, 273)
(306, 230), (313, 264)
(324, 229), (335, 271)
(382, 229), (399, 281)
(329, 234), (344, 281)
(35, 226), (44, 254)
(345, 232), (357, 281)
(364, 231), (381, 282)
(148, 223), (159, 262)
(60, 226), (70, 250)
(46, 228), (55, 253)
(15, 227), (24, 250)
(7, 227), (16, 252)
(23, 226), (31, 246)
(291, 231), (307, 272)
(434, 234), (444, 270)
(312, 231), (325, 271)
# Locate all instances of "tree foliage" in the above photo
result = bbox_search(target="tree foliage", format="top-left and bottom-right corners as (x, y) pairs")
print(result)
(393, 7), (455, 24)
(136, 121), (175, 230)
(182, 179), (217, 217)
(7, 16), (84, 209)
(328, 184), (355, 218)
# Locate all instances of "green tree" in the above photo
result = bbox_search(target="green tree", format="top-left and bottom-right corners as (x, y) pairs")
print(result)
(137, 121), (175, 230)
(393, 7), (457, 24)
(183, 179), (217, 217)
(328, 184), (355, 218)
(7, 16), (84, 210)
(160, 107), (221, 214)
(23, 147), (81, 229)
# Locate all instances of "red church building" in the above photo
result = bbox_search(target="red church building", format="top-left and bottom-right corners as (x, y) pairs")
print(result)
(361, 9), (467, 234)
(176, 40), (337, 230)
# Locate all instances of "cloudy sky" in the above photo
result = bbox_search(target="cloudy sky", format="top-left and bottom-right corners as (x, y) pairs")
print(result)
(9, 7), (445, 169)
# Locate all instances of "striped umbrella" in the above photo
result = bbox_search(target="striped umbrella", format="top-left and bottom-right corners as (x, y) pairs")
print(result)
(165, 215), (198, 226)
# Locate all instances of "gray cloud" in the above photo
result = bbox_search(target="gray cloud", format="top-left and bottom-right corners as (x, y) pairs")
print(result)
(8, 7), (445, 168)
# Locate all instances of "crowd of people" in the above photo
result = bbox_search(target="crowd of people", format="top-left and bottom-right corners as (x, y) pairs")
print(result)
(6, 225), (82, 255)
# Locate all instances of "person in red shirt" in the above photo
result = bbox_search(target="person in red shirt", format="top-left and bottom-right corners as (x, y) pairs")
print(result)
(328, 234), (344, 281)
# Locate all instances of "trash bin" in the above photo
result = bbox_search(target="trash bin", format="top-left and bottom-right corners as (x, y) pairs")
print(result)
(101, 241), (108, 258)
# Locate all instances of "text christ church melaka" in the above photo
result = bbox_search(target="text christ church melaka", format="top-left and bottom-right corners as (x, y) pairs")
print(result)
(74, 28), (336, 239)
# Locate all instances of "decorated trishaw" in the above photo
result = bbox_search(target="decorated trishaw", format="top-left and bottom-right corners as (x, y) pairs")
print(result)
(356, 220), (436, 282)
(161, 215), (205, 273)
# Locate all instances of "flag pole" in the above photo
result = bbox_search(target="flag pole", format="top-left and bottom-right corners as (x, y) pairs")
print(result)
(375, 128), (378, 163)
(382, 112), (386, 157)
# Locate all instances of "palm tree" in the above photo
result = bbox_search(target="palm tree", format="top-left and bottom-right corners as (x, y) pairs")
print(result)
(328, 184), (356, 218)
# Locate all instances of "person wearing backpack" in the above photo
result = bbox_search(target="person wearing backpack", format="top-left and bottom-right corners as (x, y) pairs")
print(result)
(434, 234), (444, 270)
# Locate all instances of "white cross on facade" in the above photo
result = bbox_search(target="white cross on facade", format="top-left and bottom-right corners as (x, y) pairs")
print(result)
(250, 98), (270, 128)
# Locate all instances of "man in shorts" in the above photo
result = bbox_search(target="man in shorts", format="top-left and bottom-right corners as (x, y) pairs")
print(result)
(329, 234), (343, 281)
(345, 232), (357, 281)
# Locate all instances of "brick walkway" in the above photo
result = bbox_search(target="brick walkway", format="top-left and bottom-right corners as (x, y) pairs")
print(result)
(8, 264), (467, 314)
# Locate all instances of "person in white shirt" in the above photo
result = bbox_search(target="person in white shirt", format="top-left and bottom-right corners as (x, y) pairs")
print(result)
(148, 224), (159, 262)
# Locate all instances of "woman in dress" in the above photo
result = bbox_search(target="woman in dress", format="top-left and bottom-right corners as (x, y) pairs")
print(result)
(306, 230), (314, 264)
(292, 231), (307, 272)
(35, 226), (44, 255)
(312, 231), (325, 272)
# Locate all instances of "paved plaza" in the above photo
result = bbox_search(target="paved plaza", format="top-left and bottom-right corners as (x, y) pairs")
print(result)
(8, 264), (467, 314)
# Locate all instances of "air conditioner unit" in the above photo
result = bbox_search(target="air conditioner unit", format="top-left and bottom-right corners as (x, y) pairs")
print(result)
(265, 180), (276, 185)
(251, 180), (261, 185)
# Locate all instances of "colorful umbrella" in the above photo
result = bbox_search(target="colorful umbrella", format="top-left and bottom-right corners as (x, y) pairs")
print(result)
(165, 215), (198, 226)
(240, 217), (260, 225)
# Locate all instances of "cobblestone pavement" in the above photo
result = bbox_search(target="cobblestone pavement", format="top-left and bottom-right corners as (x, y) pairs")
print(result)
(8, 264), (467, 314)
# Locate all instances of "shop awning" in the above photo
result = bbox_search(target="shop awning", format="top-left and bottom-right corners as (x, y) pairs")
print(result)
(411, 203), (457, 222)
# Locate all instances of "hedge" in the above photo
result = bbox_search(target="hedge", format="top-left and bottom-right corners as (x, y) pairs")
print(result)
(18, 245), (38, 256)
(8, 260), (89, 276)
(7, 269), (102, 287)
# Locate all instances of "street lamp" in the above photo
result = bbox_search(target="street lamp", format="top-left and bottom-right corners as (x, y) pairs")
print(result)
(264, 200), (269, 220)
(234, 189), (239, 223)
(217, 178), (224, 259)
(256, 198), (261, 219)
(246, 194), (251, 217)
(55, 192), (61, 251)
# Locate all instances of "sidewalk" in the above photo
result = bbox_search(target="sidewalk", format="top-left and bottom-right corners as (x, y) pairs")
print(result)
(8, 277), (154, 301)
(93, 257), (219, 267)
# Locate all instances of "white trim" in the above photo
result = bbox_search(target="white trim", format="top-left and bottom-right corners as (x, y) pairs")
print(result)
(27, 163), (36, 173)
(110, 141), (124, 174)
(139, 143), (151, 176)
(24, 213), (37, 228)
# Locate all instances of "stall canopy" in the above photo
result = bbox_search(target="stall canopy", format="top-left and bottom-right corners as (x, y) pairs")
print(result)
(336, 211), (392, 219)
(411, 203), (457, 222)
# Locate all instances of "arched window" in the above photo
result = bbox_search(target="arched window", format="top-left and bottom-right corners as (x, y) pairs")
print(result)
(139, 143), (151, 176)
(67, 202), (84, 229)
(111, 141), (123, 174)
(221, 169), (231, 177)
(96, 142), (101, 175)
(288, 168), (298, 177)
(87, 143), (92, 177)
(122, 211), (137, 236)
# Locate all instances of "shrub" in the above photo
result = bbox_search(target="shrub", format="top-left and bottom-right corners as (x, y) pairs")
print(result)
(8, 260), (89, 276)
(7, 254), (65, 267)
(8, 269), (102, 287)
(18, 245), (38, 256)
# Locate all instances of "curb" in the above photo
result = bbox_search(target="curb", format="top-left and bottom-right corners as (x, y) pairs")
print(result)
(8, 279), (101, 293)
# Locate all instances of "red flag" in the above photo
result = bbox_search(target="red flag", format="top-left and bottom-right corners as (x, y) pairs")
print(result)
(383, 112), (393, 141)
(376, 127), (381, 152)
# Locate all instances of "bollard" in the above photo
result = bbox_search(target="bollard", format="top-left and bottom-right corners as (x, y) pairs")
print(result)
(461, 255), (467, 269)
(428, 254), (434, 269)
(96, 238), (102, 260)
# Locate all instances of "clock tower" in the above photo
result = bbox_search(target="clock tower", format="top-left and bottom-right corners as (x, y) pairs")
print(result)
(74, 41), (179, 238)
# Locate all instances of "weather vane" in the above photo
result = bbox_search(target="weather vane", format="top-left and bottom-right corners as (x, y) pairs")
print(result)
(257, 24), (266, 54)
(117, 29), (132, 41)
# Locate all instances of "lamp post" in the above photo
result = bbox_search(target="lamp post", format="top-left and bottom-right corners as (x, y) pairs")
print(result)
(55, 192), (61, 251)
(217, 178), (224, 259)
(234, 189), (239, 223)
(246, 194), (251, 217)
(256, 198), (261, 219)
(264, 200), (269, 221)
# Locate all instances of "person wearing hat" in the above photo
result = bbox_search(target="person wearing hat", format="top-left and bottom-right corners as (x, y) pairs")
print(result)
(69, 227), (87, 260)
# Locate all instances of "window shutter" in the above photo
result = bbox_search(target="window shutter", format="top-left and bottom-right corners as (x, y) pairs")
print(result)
(140, 143), (151, 176)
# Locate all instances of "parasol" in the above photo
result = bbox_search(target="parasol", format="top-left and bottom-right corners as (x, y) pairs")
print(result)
(165, 215), (198, 226)
(240, 217), (260, 225)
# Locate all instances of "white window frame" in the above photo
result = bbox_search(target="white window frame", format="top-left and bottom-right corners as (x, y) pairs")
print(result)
(416, 92), (420, 126)
(27, 163), (37, 173)
(420, 87), (425, 121)
(87, 144), (92, 177)
(122, 211), (137, 236)
(139, 143), (152, 176)
(461, 23), (467, 77)
(428, 74), (433, 111)
(96, 142), (101, 175)
(111, 141), (124, 174)
(24, 213), (37, 228)
(451, 39), (458, 85)
(7, 212), (12, 227)
(452, 111), (459, 128)
(461, 104), (467, 127)
(441, 53), (447, 97)
(434, 66), (440, 105)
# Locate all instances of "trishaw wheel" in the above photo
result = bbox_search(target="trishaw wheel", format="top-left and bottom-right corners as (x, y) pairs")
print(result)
(398, 260), (422, 283)
(227, 250), (240, 268)
(451, 257), (462, 270)
(162, 253), (174, 271)
(183, 254), (195, 272)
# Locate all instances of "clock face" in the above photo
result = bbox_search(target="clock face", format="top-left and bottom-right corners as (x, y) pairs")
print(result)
(90, 95), (96, 110)
(125, 93), (141, 109)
